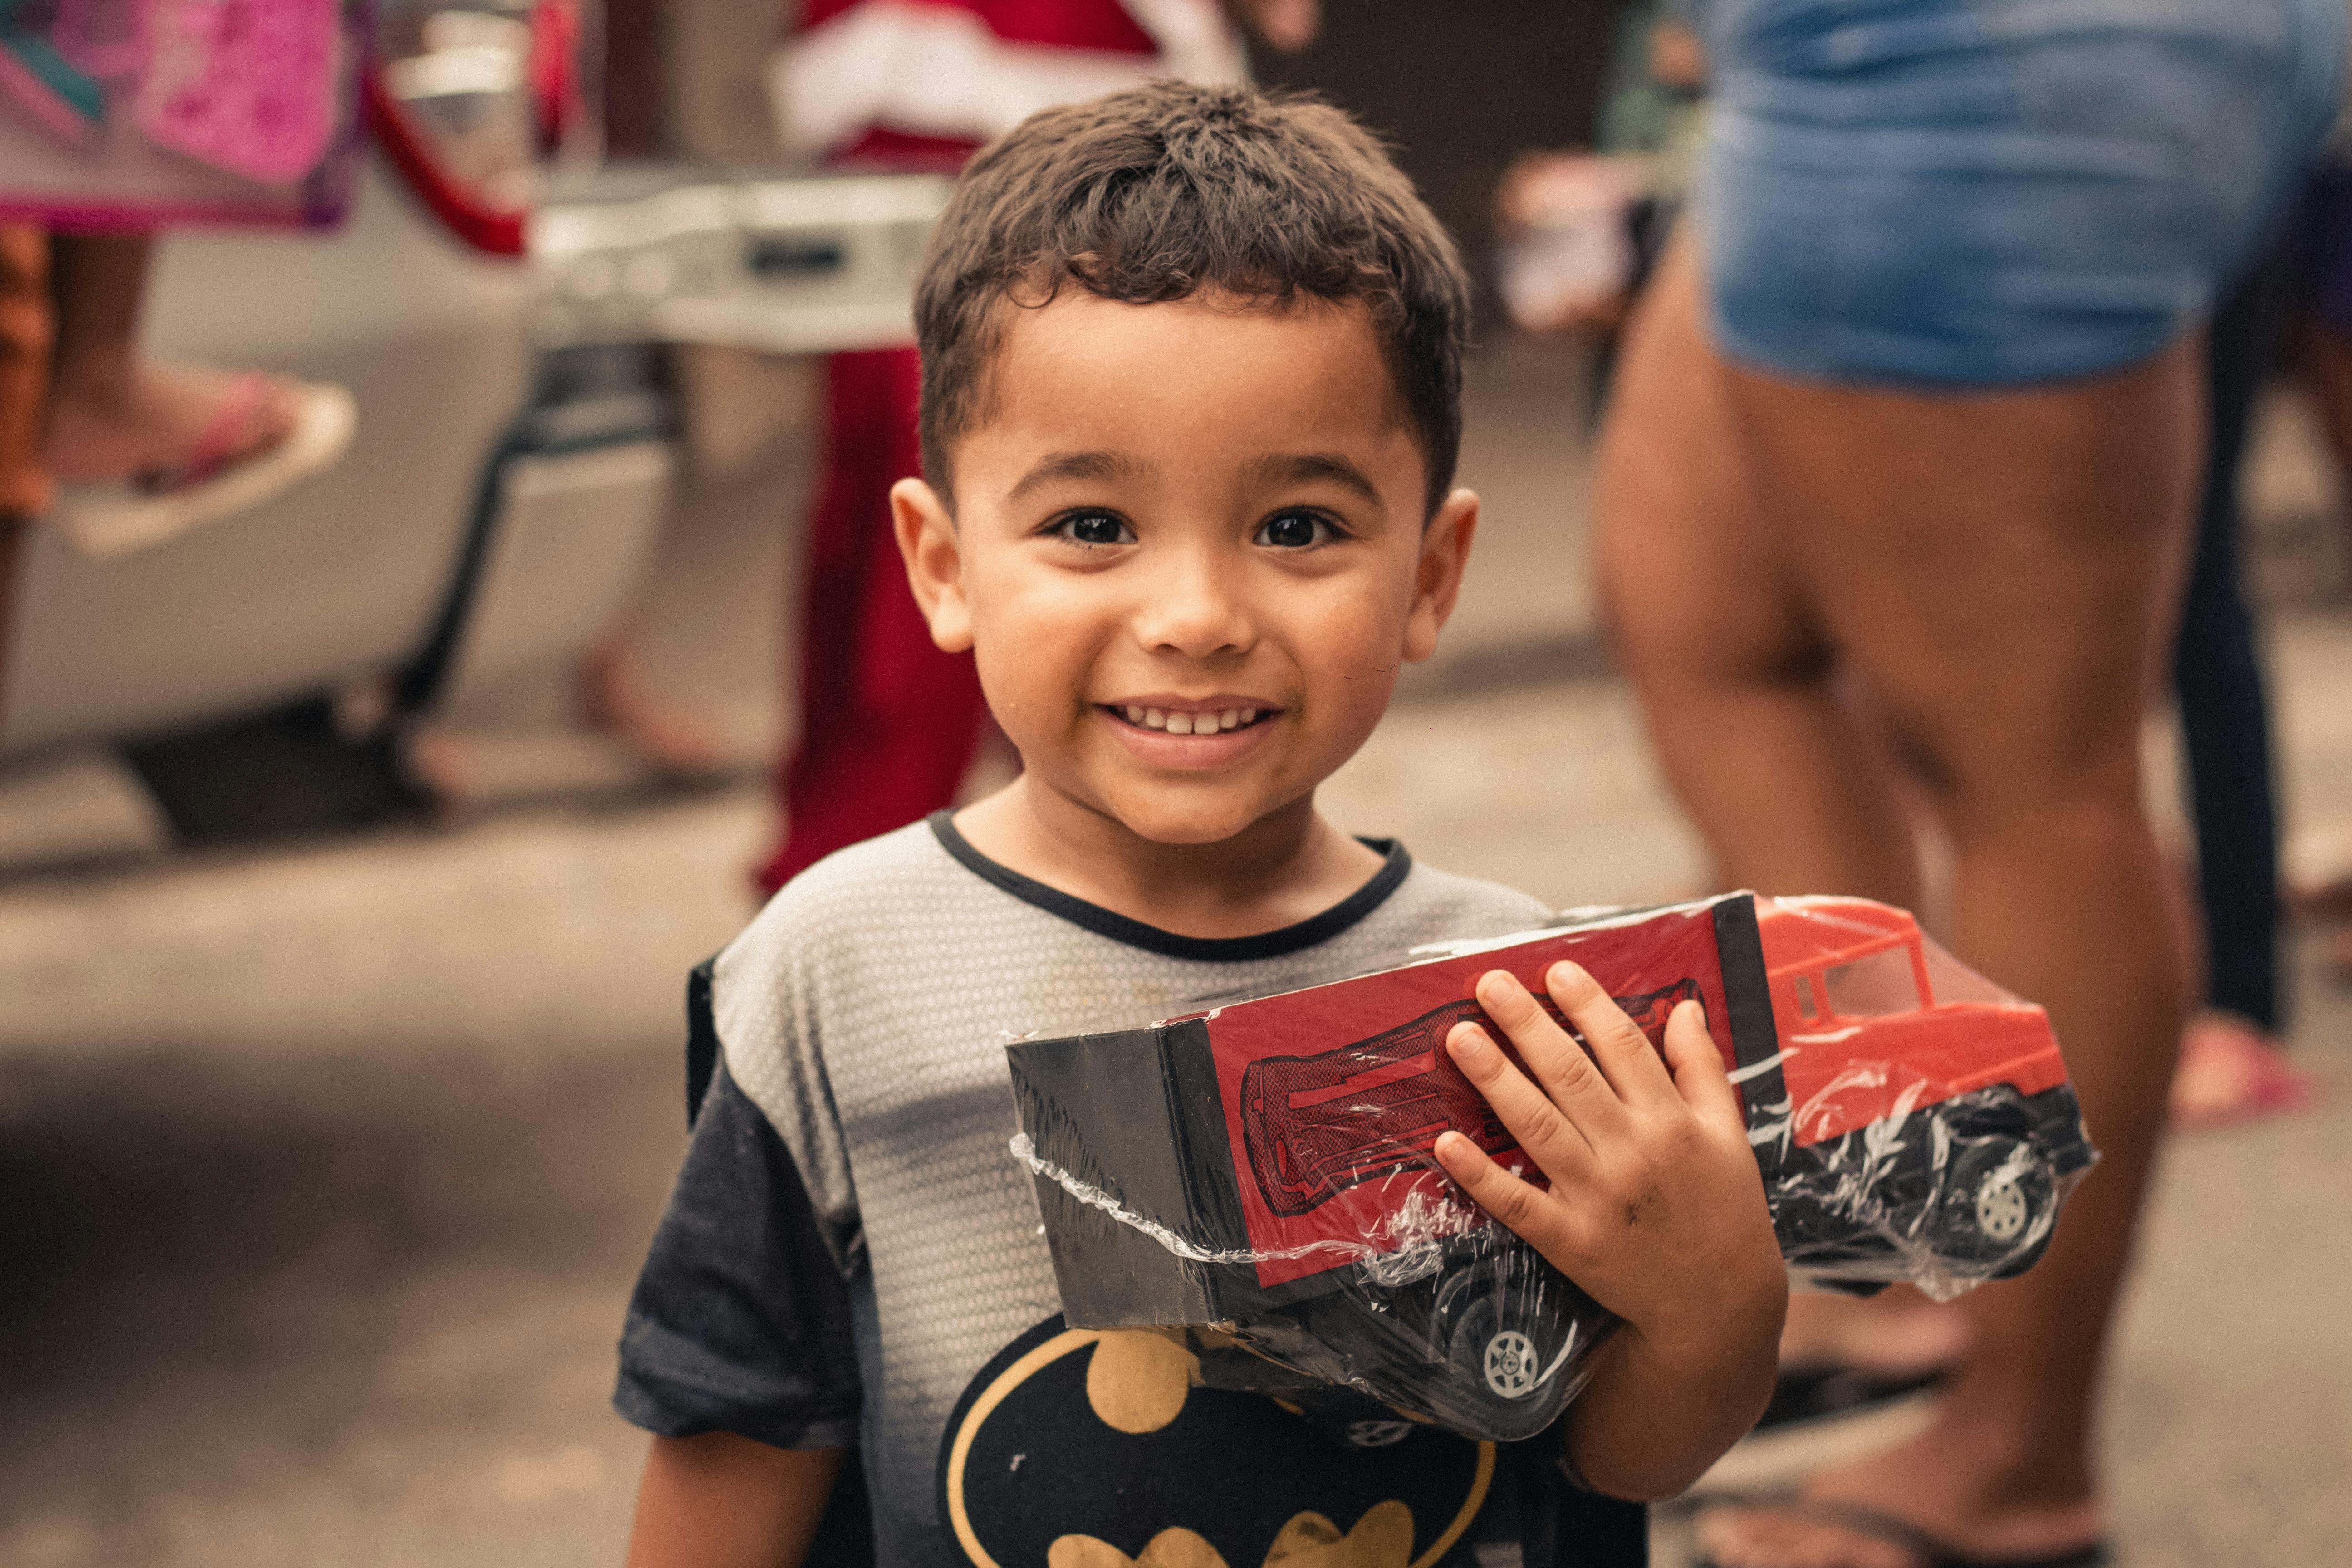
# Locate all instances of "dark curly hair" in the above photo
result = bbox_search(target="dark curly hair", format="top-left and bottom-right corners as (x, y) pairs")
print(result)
(914, 80), (1471, 517)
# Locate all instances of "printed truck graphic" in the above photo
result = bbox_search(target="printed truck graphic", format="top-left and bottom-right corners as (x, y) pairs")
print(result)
(1239, 981), (1701, 1218)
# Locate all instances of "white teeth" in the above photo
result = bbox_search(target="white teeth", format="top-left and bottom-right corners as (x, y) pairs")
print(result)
(1124, 705), (1264, 733)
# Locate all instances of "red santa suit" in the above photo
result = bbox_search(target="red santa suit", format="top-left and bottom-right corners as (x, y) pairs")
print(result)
(756, 0), (1244, 895)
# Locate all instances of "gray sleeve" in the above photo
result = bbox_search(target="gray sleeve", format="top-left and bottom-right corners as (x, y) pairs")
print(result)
(711, 901), (866, 1277)
(612, 1057), (862, 1449)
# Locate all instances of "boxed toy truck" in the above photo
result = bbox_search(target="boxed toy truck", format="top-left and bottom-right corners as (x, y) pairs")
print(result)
(1005, 893), (2096, 1443)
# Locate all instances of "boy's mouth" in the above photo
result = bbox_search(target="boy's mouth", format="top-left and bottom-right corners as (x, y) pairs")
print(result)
(1100, 703), (1277, 735)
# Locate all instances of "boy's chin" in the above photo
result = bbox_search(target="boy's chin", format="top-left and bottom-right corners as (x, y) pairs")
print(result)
(1091, 784), (1292, 848)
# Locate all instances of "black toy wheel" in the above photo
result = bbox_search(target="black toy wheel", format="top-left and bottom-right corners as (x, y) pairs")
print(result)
(1936, 1139), (2054, 1266)
(1433, 1260), (1588, 1440)
(1446, 1292), (1536, 1398)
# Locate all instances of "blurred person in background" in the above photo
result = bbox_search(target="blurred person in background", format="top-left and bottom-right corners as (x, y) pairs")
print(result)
(2273, 136), (2352, 980)
(2164, 242), (2321, 1132)
(1494, 2), (1706, 375)
(752, 0), (1318, 896)
(1592, 0), (2343, 1564)
(1515, 7), (2317, 1119)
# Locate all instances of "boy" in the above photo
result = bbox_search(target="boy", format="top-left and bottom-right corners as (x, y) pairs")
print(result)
(615, 83), (1785, 1567)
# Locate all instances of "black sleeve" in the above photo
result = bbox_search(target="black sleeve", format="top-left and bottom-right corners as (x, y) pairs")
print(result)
(612, 1056), (863, 1448)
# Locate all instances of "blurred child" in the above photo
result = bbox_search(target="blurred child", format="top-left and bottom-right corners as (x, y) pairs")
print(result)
(612, 82), (1786, 1565)
(751, 0), (1268, 894)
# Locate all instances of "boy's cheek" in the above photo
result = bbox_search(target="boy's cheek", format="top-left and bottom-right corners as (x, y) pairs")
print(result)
(1302, 618), (1414, 717)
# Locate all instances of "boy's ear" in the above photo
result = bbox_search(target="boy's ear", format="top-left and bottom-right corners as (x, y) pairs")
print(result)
(892, 477), (973, 653)
(1402, 487), (1479, 664)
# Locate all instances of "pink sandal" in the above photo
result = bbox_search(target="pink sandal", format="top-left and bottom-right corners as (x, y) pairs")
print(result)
(56, 371), (356, 559)
(2168, 1013), (2320, 1132)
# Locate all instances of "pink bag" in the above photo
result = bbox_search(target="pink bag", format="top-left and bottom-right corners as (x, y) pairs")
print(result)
(134, 0), (338, 182)
(0, 0), (362, 228)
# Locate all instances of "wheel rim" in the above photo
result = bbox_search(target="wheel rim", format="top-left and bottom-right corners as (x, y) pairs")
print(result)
(1483, 1329), (1539, 1398)
(1975, 1171), (2030, 1242)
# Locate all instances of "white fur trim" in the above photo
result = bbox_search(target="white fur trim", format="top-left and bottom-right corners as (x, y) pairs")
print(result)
(768, 0), (1245, 158)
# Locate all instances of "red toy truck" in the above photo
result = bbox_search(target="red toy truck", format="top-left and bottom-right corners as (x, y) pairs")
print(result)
(1007, 893), (2094, 1441)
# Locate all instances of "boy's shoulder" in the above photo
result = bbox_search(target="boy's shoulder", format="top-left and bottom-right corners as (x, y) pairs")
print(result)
(1389, 857), (1552, 924)
(718, 818), (966, 976)
(1359, 854), (1553, 950)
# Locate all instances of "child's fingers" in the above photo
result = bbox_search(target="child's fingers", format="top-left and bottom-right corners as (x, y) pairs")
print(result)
(1660, 998), (1744, 1131)
(1471, 970), (1630, 1137)
(1434, 1129), (1571, 1257)
(1446, 1019), (1601, 1181)
(1540, 961), (1678, 1110)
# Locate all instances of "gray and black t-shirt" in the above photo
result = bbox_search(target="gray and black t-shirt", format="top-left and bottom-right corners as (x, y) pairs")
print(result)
(615, 813), (1646, 1566)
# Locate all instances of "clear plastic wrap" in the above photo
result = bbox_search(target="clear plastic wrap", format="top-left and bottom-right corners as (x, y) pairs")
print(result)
(1006, 893), (2097, 1444)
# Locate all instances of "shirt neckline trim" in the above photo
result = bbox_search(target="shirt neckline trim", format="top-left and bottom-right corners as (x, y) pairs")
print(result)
(925, 810), (1413, 963)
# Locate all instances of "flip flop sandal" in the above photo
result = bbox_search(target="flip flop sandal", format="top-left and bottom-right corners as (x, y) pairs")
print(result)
(56, 375), (356, 559)
(2169, 1019), (2321, 1133)
(1757, 1361), (1949, 1430)
(1696, 1498), (2109, 1568)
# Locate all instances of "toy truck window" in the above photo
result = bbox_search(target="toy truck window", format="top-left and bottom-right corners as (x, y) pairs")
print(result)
(1920, 940), (2019, 1008)
(1793, 974), (1821, 1022)
(1821, 946), (1922, 1018)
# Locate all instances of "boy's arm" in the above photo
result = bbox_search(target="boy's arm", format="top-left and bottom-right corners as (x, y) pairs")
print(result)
(1556, 1291), (1779, 1499)
(626, 1434), (843, 1568)
(615, 1055), (865, 1553)
(1432, 964), (1786, 1499)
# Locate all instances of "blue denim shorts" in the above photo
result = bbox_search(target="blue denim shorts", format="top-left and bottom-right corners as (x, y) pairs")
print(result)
(1695, 0), (2346, 385)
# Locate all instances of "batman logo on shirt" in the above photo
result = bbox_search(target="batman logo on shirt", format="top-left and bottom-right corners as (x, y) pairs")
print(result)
(936, 1313), (1495, 1568)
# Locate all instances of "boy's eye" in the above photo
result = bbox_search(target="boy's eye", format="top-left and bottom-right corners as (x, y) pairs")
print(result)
(1049, 511), (1136, 546)
(1255, 510), (1338, 549)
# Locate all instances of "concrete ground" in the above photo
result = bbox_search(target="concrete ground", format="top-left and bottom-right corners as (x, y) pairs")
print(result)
(3, 354), (2350, 1565)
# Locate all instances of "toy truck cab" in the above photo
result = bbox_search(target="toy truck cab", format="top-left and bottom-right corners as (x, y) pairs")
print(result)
(1758, 898), (2070, 1145)
(1752, 898), (2096, 1284)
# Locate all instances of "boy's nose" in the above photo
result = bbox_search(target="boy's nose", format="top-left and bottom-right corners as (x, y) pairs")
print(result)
(1130, 549), (1255, 658)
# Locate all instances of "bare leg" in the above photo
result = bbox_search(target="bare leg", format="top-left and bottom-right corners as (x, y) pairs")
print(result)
(575, 629), (726, 779)
(1596, 240), (1921, 909)
(0, 225), (49, 519)
(1619, 240), (2200, 1561)
(1599, 238), (1953, 1390)
(0, 225), (51, 734)
(43, 232), (296, 483)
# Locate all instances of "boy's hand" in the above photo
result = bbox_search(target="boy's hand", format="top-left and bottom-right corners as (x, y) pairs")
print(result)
(1432, 963), (1784, 1367)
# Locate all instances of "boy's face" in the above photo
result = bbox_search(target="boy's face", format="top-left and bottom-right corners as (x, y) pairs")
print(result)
(895, 292), (1475, 846)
